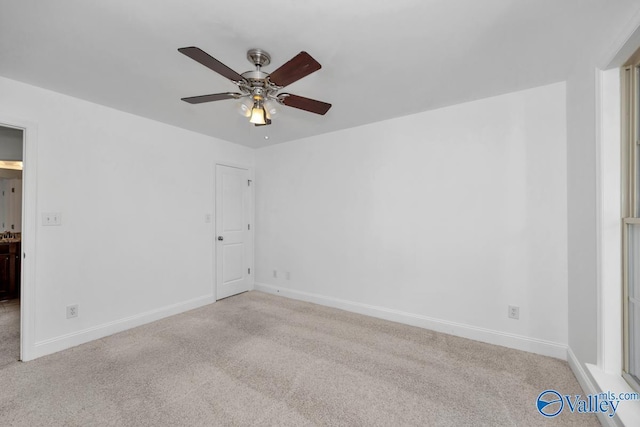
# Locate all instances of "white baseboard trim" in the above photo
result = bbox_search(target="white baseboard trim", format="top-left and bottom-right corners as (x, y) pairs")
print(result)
(567, 347), (597, 396)
(567, 348), (619, 427)
(568, 346), (640, 426)
(568, 347), (640, 427)
(254, 283), (567, 360)
(31, 294), (216, 360)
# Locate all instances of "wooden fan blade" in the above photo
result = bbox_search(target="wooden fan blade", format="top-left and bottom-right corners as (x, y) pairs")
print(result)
(268, 52), (321, 88)
(178, 47), (246, 83)
(280, 94), (332, 115)
(181, 92), (241, 104)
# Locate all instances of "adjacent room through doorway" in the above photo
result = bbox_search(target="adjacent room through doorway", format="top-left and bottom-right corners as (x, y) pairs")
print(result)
(0, 125), (23, 367)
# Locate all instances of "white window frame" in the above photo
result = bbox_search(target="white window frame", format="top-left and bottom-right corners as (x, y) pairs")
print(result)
(622, 50), (640, 393)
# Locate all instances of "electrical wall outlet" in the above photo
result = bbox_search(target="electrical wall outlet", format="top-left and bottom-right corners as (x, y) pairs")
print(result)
(508, 305), (520, 320)
(42, 212), (62, 226)
(67, 304), (78, 319)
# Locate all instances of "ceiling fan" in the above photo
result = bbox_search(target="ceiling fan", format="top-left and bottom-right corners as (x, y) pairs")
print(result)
(178, 47), (332, 126)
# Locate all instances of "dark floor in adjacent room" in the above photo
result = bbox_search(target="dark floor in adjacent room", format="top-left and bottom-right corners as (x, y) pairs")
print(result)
(0, 298), (19, 369)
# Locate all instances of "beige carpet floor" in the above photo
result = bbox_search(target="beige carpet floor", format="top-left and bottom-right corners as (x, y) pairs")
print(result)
(0, 291), (598, 426)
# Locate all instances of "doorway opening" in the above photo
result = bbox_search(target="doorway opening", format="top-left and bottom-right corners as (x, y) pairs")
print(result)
(0, 125), (23, 367)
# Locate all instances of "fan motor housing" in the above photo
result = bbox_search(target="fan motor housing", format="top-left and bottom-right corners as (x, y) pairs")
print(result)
(241, 70), (269, 84)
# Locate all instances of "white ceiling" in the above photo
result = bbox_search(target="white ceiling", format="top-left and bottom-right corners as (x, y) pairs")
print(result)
(0, 0), (639, 148)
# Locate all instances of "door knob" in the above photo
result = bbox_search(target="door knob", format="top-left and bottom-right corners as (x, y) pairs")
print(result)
(217, 236), (224, 241)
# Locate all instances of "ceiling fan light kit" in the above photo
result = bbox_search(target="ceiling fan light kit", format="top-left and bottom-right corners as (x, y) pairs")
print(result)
(178, 47), (331, 127)
(249, 98), (267, 125)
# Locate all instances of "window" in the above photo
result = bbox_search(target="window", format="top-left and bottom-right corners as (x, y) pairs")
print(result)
(622, 48), (640, 392)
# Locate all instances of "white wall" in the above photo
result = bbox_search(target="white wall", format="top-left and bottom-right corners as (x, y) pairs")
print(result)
(0, 126), (23, 160)
(255, 82), (568, 357)
(566, 63), (599, 366)
(0, 76), (253, 358)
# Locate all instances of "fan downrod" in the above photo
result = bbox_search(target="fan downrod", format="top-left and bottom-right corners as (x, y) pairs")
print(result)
(247, 49), (271, 68)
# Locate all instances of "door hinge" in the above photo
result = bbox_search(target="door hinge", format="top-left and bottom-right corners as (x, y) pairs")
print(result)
(11, 187), (14, 193)
(248, 268), (251, 275)
(248, 224), (250, 230)
(248, 179), (252, 186)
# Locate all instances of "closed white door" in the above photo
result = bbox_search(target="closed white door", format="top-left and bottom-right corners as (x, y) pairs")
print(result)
(216, 164), (252, 300)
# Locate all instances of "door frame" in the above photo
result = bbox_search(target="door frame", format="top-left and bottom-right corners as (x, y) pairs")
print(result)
(0, 115), (37, 362)
(213, 161), (254, 300)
